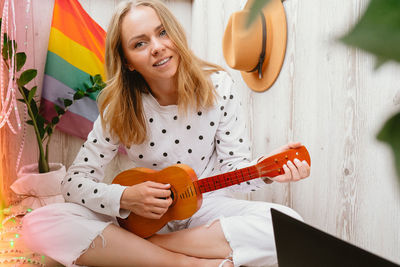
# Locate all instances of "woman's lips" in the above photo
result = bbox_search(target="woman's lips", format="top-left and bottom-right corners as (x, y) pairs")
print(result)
(153, 56), (172, 67)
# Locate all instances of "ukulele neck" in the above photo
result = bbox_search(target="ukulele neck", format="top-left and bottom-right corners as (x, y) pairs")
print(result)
(191, 146), (309, 195)
(194, 165), (265, 194)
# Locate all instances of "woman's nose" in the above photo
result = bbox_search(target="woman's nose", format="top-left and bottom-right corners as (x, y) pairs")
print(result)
(151, 39), (165, 56)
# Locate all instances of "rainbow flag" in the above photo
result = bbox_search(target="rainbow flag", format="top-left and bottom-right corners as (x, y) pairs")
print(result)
(41, 0), (106, 139)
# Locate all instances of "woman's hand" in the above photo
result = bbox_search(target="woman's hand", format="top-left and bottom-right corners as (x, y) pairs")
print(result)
(120, 181), (172, 219)
(261, 142), (311, 184)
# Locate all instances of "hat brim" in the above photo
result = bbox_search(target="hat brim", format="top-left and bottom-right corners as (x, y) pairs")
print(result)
(240, 0), (287, 92)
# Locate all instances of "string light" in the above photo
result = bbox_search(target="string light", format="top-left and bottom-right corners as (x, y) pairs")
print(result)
(15, 0), (32, 172)
(0, 0), (21, 133)
(0, 257), (45, 266)
(0, 206), (45, 266)
(0, 0), (31, 172)
(0, 2), (51, 266)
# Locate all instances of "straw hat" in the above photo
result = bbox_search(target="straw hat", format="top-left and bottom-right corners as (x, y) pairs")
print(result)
(222, 0), (287, 92)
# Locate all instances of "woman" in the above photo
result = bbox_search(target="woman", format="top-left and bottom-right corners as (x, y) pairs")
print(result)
(22, 1), (310, 266)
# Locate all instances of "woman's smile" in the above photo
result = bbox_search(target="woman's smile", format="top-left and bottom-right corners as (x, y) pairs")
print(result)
(153, 56), (172, 67)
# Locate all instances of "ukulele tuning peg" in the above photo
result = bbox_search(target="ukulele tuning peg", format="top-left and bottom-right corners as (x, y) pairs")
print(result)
(296, 152), (299, 156)
(274, 158), (278, 163)
(285, 155), (288, 159)
(278, 169), (281, 173)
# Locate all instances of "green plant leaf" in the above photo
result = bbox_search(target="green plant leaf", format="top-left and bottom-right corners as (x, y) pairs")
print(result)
(16, 52), (26, 72)
(2, 40), (9, 60)
(93, 74), (102, 83)
(374, 56), (389, 70)
(63, 98), (73, 107)
(73, 90), (85, 100)
(26, 120), (34, 126)
(46, 126), (53, 135)
(51, 116), (59, 124)
(17, 69), (37, 87)
(83, 82), (90, 90)
(377, 112), (400, 182)
(54, 104), (65, 116)
(2, 39), (16, 61)
(246, 0), (271, 28)
(29, 97), (39, 117)
(21, 86), (30, 99)
(28, 86), (37, 103)
(3, 32), (8, 45)
(36, 115), (46, 139)
(340, 0), (400, 66)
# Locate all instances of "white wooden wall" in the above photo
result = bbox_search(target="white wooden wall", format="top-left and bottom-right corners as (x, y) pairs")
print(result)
(1, 0), (399, 264)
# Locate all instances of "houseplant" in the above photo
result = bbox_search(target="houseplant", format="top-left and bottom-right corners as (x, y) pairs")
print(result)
(1, 18), (105, 207)
(1, 18), (105, 174)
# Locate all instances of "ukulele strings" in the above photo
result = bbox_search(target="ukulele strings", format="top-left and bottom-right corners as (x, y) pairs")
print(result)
(195, 161), (285, 193)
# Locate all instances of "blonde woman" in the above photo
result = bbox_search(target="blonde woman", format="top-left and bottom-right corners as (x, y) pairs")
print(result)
(22, 1), (310, 266)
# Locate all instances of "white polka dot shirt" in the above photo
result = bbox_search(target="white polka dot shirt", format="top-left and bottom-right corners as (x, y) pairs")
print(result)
(61, 71), (266, 218)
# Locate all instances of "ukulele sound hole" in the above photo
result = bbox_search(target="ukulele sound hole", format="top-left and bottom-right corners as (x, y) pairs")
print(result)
(159, 188), (175, 203)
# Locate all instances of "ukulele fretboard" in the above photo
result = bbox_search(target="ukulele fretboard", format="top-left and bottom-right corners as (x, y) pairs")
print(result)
(194, 165), (261, 194)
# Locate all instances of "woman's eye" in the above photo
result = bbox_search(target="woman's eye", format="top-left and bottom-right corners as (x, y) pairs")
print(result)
(134, 41), (144, 48)
(160, 29), (167, 37)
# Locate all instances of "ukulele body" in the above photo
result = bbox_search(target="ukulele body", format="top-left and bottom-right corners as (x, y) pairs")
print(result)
(113, 164), (202, 238)
(113, 145), (311, 238)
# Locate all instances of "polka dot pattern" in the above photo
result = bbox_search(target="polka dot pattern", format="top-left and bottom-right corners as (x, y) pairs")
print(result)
(61, 71), (261, 218)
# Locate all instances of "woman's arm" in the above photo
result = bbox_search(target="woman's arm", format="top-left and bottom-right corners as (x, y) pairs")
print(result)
(61, 116), (128, 218)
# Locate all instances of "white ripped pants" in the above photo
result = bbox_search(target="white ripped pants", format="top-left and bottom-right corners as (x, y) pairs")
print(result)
(22, 193), (302, 267)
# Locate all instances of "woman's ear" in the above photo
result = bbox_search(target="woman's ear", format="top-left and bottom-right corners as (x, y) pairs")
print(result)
(123, 58), (134, 71)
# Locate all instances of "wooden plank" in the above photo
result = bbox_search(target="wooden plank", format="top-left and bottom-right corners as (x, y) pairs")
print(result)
(191, 0), (400, 264)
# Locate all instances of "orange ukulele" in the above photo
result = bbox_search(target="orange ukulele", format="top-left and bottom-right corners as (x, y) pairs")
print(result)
(112, 146), (311, 238)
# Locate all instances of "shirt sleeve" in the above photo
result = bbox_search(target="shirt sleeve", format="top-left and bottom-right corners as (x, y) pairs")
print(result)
(60, 116), (130, 218)
(213, 72), (267, 192)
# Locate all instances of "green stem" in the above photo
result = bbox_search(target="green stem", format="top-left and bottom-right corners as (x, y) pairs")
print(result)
(17, 84), (49, 173)
(45, 134), (51, 166)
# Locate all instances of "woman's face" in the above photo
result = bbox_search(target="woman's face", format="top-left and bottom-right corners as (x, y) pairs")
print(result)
(120, 5), (180, 84)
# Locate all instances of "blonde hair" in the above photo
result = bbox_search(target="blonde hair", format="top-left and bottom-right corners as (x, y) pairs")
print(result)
(98, 0), (223, 146)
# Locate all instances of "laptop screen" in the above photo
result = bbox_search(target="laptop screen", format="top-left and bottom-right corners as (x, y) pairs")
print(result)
(271, 208), (399, 267)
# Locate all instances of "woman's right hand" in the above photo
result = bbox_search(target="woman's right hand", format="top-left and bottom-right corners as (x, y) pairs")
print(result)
(120, 181), (172, 219)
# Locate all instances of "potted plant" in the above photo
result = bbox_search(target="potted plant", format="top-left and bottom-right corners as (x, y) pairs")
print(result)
(0, 18), (105, 208)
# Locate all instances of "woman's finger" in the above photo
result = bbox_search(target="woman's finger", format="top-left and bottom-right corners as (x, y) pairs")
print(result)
(271, 164), (291, 182)
(151, 206), (168, 216)
(293, 158), (308, 178)
(149, 196), (172, 208)
(287, 142), (302, 149)
(144, 212), (164, 220)
(147, 181), (171, 189)
(303, 160), (311, 177)
(151, 187), (171, 198)
(287, 160), (300, 181)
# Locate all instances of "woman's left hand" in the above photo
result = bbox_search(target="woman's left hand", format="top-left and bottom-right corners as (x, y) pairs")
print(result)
(261, 142), (310, 184)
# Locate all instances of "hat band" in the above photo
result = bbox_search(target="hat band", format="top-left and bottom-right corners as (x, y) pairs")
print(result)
(247, 12), (267, 79)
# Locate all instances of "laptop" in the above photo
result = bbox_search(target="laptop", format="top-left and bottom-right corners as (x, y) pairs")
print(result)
(271, 208), (400, 267)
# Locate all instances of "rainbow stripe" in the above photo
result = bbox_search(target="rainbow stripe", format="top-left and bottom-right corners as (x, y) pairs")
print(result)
(41, 0), (106, 139)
